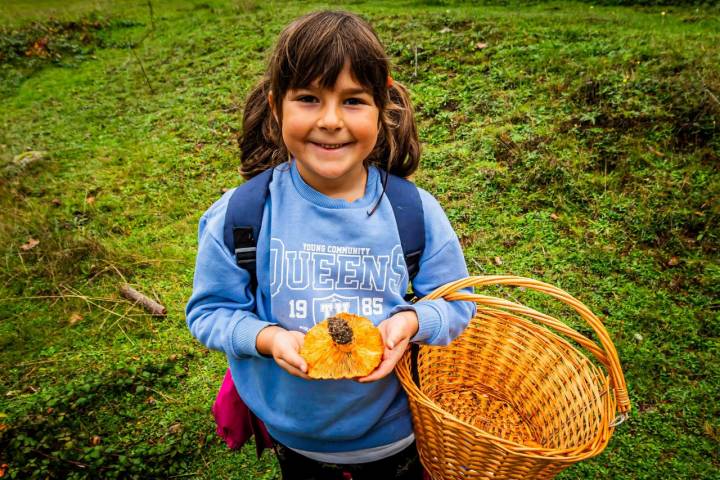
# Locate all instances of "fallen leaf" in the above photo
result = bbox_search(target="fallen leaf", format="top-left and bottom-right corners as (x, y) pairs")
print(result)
(667, 256), (680, 266)
(494, 256), (503, 266)
(20, 238), (39, 251)
(648, 146), (665, 157)
(146, 396), (156, 405)
(69, 313), (83, 326)
(439, 27), (452, 33)
(168, 423), (182, 434)
(85, 195), (96, 204)
(51, 198), (61, 206)
(12, 150), (46, 168)
(90, 435), (101, 445)
(550, 213), (559, 220)
(475, 42), (488, 50)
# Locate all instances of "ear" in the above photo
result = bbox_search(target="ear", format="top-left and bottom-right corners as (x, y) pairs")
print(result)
(268, 90), (279, 124)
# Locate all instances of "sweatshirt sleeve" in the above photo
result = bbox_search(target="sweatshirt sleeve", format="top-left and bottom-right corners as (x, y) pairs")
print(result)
(185, 198), (276, 358)
(389, 189), (476, 345)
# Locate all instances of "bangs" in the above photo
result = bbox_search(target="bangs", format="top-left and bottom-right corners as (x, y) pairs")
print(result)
(272, 11), (388, 103)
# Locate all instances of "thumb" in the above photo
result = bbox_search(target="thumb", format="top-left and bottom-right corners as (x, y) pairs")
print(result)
(280, 335), (308, 373)
(286, 350), (308, 373)
(385, 322), (403, 350)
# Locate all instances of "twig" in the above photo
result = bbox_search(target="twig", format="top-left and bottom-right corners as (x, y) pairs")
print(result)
(106, 303), (137, 331)
(150, 387), (179, 403)
(61, 285), (135, 325)
(471, 258), (486, 273)
(130, 47), (155, 94)
(33, 448), (88, 469)
(0, 294), (124, 303)
(117, 323), (136, 346)
(147, 0), (155, 31)
(414, 43), (418, 78)
(701, 79), (720, 108)
(16, 358), (64, 367)
(120, 284), (167, 316)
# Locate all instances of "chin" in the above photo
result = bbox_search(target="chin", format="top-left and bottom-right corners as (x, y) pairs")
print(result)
(305, 158), (359, 178)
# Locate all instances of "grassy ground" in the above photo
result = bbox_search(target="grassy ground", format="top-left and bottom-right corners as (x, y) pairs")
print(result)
(0, 0), (718, 478)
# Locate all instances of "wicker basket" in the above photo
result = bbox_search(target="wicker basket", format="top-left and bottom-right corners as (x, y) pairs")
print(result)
(396, 276), (630, 480)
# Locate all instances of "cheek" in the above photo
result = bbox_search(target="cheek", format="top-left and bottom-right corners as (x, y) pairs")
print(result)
(281, 118), (309, 146)
(356, 113), (380, 145)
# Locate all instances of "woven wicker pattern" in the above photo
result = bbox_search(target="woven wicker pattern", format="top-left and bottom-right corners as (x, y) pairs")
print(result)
(396, 276), (630, 480)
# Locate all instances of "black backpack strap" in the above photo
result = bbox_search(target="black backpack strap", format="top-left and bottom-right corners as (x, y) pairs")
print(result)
(384, 172), (425, 297)
(223, 168), (274, 289)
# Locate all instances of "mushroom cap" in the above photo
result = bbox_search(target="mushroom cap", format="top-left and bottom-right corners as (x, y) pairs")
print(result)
(300, 312), (384, 379)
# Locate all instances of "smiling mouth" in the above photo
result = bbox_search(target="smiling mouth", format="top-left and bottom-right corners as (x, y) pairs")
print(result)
(311, 142), (352, 150)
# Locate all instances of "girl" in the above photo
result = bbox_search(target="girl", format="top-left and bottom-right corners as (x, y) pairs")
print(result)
(186, 10), (475, 480)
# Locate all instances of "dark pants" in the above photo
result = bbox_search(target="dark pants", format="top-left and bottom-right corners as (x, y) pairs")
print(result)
(273, 439), (424, 480)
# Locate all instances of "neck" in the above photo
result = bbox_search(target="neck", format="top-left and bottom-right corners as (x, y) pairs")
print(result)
(295, 163), (369, 203)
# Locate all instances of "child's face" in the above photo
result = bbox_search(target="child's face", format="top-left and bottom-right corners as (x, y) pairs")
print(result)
(272, 63), (380, 198)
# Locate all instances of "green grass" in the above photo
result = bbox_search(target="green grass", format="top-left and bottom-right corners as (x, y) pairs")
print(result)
(1, 0), (718, 478)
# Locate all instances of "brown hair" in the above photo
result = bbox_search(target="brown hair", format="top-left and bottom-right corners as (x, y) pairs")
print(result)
(239, 10), (420, 180)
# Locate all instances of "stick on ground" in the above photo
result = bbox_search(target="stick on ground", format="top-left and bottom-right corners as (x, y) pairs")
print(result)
(120, 284), (167, 317)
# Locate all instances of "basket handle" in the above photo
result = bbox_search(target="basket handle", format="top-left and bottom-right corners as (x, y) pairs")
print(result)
(419, 275), (631, 414)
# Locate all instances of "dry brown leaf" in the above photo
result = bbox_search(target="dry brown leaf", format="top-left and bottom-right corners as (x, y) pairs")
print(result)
(550, 213), (559, 220)
(168, 423), (183, 434)
(20, 238), (39, 251)
(648, 146), (665, 157)
(69, 313), (83, 326)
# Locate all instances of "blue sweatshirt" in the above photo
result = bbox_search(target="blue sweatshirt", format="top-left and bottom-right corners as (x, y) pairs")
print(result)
(186, 161), (475, 453)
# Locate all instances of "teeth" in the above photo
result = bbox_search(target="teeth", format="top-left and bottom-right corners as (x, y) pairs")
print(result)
(318, 143), (344, 149)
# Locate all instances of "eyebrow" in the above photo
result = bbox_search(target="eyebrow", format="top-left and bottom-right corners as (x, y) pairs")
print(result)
(340, 87), (371, 95)
(301, 85), (371, 95)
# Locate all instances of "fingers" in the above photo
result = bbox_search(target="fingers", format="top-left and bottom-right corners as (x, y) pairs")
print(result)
(357, 343), (407, 383)
(377, 319), (400, 350)
(378, 312), (418, 349)
(283, 348), (308, 374)
(277, 357), (312, 380)
(385, 322), (403, 350)
(272, 330), (311, 379)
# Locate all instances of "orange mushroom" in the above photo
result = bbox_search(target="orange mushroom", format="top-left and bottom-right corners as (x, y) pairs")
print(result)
(300, 312), (384, 379)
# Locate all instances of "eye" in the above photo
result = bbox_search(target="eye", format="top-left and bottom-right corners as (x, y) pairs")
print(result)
(297, 95), (318, 103)
(344, 97), (365, 106)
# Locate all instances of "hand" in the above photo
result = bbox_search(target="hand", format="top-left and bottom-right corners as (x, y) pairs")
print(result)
(357, 310), (419, 383)
(257, 326), (311, 380)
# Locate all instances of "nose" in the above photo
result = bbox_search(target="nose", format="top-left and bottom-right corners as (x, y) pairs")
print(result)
(317, 101), (343, 131)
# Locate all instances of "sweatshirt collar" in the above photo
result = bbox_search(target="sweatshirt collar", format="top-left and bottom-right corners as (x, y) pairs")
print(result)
(289, 159), (381, 209)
